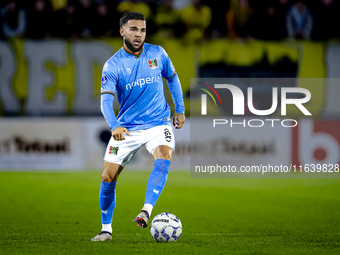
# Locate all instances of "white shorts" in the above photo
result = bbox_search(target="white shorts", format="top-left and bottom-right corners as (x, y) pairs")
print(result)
(103, 125), (175, 167)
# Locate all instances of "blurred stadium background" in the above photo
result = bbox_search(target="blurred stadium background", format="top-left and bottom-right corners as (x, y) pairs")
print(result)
(1, 0), (340, 253)
(1, 0), (340, 170)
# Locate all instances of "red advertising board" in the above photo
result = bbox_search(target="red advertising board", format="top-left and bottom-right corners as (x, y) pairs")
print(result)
(292, 120), (340, 166)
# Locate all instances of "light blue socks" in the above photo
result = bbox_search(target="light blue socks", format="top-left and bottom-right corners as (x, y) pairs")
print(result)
(99, 181), (117, 225)
(99, 159), (170, 230)
(144, 159), (171, 207)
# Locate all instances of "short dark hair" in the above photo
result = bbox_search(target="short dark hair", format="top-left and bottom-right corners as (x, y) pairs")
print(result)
(119, 12), (146, 28)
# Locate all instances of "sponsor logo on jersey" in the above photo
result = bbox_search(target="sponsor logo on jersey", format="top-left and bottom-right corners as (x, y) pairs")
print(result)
(101, 75), (108, 87)
(125, 75), (161, 90)
(109, 146), (119, 155)
(148, 58), (158, 69)
(164, 128), (172, 142)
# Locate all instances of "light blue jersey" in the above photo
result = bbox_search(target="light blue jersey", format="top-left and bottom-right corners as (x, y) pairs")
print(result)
(100, 43), (184, 131)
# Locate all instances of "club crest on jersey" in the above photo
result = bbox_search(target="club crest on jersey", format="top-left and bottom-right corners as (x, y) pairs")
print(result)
(148, 59), (158, 69)
(101, 75), (108, 87)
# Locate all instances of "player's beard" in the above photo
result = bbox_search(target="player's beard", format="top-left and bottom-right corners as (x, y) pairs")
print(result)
(124, 37), (144, 53)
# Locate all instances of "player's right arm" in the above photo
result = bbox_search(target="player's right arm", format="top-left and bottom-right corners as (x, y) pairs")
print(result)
(100, 61), (129, 141)
(101, 94), (129, 141)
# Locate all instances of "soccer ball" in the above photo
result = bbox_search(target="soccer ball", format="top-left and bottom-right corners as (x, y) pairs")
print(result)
(149, 212), (182, 242)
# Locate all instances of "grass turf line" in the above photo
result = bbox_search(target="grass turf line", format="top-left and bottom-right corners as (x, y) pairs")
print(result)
(0, 171), (340, 254)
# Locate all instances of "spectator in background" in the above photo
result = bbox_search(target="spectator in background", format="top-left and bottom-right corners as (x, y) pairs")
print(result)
(89, 1), (112, 37)
(26, 0), (52, 39)
(286, 0), (313, 40)
(104, 0), (120, 36)
(50, 0), (81, 38)
(254, 0), (286, 40)
(116, 0), (155, 35)
(145, 0), (159, 17)
(226, 0), (254, 39)
(155, 0), (184, 39)
(277, 0), (292, 13)
(204, 0), (229, 38)
(1, 0), (27, 39)
(311, 0), (340, 40)
(77, 0), (92, 38)
(50, 0), (68, 11)
(172, 0), (191, 11)
(181, 0), (211, 42)
(274, 0), (292, 39)
(117, 0), (151, 20)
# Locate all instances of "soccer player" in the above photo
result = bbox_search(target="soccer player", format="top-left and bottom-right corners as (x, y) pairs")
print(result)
(91, 12), (185, 241)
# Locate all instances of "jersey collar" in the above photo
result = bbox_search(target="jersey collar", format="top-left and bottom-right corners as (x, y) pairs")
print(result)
(123, 44), (143, 58)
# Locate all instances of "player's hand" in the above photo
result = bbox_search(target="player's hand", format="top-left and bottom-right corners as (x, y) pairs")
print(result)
(173, 112), (185, 129)
(112, 127), (130, 141)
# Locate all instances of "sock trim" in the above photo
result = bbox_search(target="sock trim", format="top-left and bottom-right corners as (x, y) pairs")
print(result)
(141, 210), (150, 219)
(100, 231), (112, 236)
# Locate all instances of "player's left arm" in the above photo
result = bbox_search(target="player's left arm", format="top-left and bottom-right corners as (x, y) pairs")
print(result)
(160, 47), (185, 129)
(173, 111), (185, 129)
(167, 74), (185, 129)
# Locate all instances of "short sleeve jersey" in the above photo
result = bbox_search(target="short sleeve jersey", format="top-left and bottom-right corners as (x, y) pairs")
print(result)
(100, 43), (176, 131)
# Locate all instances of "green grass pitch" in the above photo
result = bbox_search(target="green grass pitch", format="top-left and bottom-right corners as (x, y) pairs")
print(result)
(1, 171), (340, 254)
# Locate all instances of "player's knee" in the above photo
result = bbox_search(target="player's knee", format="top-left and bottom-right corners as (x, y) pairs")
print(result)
(101, 172), (113, 182)
(102, 170), (116, 182)
(158, 154), (172, 161)
(153, 146), (173, 161)
(102, 163), (123, 182)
